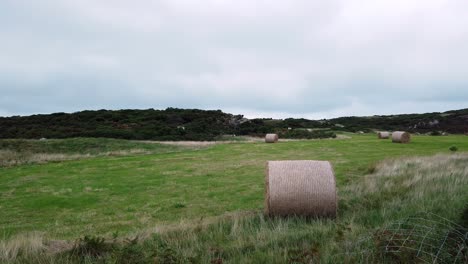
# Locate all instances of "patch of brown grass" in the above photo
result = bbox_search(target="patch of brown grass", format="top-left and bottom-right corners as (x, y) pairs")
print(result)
(0, 149), (152, 167)
(0, 232), (45, 262)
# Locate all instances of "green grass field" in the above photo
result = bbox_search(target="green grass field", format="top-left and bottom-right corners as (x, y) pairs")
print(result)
(1, 135), (467, 263)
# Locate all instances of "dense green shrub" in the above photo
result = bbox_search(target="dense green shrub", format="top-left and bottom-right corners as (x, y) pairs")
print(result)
(449, 146), (458, 152)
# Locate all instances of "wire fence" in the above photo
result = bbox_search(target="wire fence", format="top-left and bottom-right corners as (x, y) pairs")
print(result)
(335, 213), (467, 263)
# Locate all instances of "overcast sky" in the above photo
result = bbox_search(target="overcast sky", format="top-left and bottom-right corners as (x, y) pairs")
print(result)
(1, 0), (468, 119)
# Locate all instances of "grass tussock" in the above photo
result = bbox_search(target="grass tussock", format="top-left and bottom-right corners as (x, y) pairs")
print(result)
(0, 232), (45, 262)
(1, 153), (467, 263)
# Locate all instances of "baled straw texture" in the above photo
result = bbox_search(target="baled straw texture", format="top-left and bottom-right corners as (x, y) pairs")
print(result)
(265, 133), (278, 143)
(265, 160), (337, 217)
(392, 131), (411, 143)
(377, 131), (390, 139)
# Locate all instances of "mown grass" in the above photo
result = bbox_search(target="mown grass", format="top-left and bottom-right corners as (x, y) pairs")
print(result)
(0, 135), (467, 263)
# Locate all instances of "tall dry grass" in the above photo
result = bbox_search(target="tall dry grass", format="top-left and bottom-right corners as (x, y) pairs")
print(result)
(0, 149), (151, 167)
(0, 233), (45, 262)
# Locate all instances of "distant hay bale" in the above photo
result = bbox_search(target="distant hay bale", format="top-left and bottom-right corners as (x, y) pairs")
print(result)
(377, 131), (390, 139)
(265, 134), (278, 143)
(392, 131), (411, 143)
(264, 160), (337, 217)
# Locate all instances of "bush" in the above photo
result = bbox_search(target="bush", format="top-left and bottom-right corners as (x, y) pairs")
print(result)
(449, 146), (458, 152)
(70, 235), (114, 259)
(173, 202), (186, 208)
(114, 237), (149, 264)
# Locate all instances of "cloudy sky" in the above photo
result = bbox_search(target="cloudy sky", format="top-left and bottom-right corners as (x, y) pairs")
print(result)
(1, 0), (468, 119)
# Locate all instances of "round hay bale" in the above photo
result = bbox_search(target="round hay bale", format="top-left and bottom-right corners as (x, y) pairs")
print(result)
(264, 160), (337, 218)
(392, 131), (411, 143)
(377, 131), (390, 139)
(265, 133), (278, 143)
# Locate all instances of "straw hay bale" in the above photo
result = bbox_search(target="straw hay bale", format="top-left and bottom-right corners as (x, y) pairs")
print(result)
(265, 133), (278, 143)
(392, 131), (411, 143)
(377, 131), (390, 139)
(264, 160), (337, 217)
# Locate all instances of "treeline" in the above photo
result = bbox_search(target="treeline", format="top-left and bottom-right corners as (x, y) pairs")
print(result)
(331, 108), (468, 134)
(0, 108), (467, 140)
(0, 108), (238, 141)
(0, 108), (337, 140)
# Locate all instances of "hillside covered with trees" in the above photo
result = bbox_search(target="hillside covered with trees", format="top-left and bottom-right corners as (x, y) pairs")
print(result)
(0, 108), (467, 140)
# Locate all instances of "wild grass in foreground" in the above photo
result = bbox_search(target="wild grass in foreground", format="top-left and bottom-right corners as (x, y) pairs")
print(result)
(1, 153), (467, 263)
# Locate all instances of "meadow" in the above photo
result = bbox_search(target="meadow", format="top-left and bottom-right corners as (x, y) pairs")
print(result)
(0, 135), (467, 263)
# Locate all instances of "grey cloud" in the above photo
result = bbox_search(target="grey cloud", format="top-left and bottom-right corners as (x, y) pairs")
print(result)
(0, 0), (467, 118)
